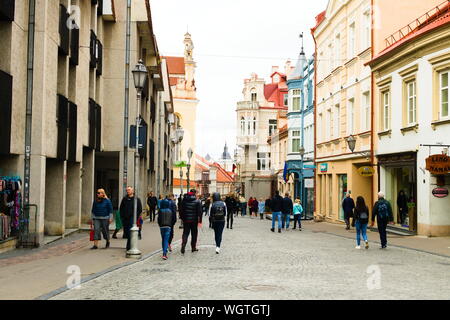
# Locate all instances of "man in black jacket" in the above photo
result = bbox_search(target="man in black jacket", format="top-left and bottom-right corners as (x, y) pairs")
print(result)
(225, 194), (236, 229)
(147, 191), (158, 222)
(180, 189), (203, 254)
(371, 191), (394, 249)
(281, 192), (293, 230)
(270, 191), (284, 233)
(119, 187), (143, 251)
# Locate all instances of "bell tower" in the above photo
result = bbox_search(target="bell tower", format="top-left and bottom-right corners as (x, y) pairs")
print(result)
(183, 32), (196, 91)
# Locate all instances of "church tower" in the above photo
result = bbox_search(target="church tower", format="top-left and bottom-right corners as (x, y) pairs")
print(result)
(184, 32), (196, 91)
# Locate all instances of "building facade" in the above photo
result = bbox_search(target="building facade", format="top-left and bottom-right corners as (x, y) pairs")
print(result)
(0, 0), (174, 249)
(286, 47), (315, 218)
(368, 2), (450, 236)
(236, 67), (289, 200)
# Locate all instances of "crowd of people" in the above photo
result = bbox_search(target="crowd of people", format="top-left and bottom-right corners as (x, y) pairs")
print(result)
(89, 186), (394, 260)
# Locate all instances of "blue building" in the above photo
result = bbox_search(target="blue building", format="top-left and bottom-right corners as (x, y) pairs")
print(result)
(286, 44), (315, 218)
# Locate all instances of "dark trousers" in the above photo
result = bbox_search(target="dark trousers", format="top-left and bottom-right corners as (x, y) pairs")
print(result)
(227, 211), (234, 228)
(293, 215), (302, 229)
(213, 221), (225, 248)
(181, 222), (198, 250)
(260, 212), (264, 220)
(344, 212), (353, 229)
(149, 206), (156, 222)
(281, 213), (290, 229)
(169, 225), (175, 245)
(377, 218), (388, 247)
(123, 223), (131, 250)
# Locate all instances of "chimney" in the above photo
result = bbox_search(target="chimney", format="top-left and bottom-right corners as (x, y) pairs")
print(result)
(285, 60), (291, 78)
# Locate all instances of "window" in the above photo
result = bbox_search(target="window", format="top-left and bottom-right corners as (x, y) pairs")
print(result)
(328, 42), (333, 74)
(269, 119), (277, 136)
(318, 113), (322, 142)
(333, 104), (340, 138)
(362, 92), (370, 131)
(382, 91), (390, 131)
(283, 94), (288, 106)
(251, 90), (257, 102)
(362, 9), (371, 50)
(291, 131), (301, 153)
(292, 89), (301, 111)
(347, 98), (354, 134)
(240, 117), (245, 135)
(334, 34), (341, 69)
(440, 71), (449, 119)
(253, 117), (257, 135)
(326, 109), (331, 141)
(407, 80), (417, 125)
(257, 152), (271, 171)
(348, 22), (355, 58)
(247, 117), (251, 135)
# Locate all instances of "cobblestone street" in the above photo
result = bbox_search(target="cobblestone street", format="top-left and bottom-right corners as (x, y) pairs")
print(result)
(52, 217), (450, 300)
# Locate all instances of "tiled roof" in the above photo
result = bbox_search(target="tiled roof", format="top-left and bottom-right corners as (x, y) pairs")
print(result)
(173, 178), (188, 187)
(211, 163), (234, 183)
(311, 10), (326, 33)
(162, 56), (185, 75)
(264, 83), (278, 100)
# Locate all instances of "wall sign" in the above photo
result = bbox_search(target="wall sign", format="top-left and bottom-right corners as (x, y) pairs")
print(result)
(304, 179), (314, 188)
(432, 187), (448, 198)
(358, 166), (374, 177)
(320, 163), (328, 172)
(426, 154), (450, 175)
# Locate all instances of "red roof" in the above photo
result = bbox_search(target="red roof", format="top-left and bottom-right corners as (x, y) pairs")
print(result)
(211, 163), (234, 183)
(162, 56), (185, 75)
(369, 3), (450, 66)
(311, 10), (326, 33)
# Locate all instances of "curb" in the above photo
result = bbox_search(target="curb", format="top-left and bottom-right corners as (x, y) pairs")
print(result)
(36, 239), (182, 300)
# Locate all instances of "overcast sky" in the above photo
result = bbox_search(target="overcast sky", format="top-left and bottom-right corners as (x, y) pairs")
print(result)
(151, 0), (329, 161)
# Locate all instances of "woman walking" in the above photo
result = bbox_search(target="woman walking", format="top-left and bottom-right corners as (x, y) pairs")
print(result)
(258, 198), (265, 220)
(293, 198), (303, 230)
(354, 196), (370, 249)
(208, 192), (227, 254)
(90, 189), (113, 249)
(158, 198), (177, 260)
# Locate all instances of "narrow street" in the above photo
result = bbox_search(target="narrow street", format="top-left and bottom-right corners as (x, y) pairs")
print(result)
(51, 217), (450, 300)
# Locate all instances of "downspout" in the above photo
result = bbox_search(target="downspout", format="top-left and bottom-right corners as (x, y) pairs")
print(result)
(123, 0), (131, 196)
(312, 30), (318, 221)
(23, 0), (36, 218)
(156, 91), (163, 197)
(370, 0), (375, 206)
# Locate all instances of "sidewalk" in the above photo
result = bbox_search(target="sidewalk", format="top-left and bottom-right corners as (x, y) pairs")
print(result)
(302, 220), (450, 257)
(0, 218), (183, 300)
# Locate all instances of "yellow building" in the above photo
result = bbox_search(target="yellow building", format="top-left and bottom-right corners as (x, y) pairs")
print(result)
(164, 33), (199, 196)
(312, 0), (374, 223)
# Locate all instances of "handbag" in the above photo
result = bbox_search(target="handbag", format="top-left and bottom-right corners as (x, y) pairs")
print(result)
(90, 221), (94, 241)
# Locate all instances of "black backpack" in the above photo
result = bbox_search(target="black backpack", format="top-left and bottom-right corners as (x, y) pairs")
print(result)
(359, 207), (369, 223)
(213, 203), (226, 221)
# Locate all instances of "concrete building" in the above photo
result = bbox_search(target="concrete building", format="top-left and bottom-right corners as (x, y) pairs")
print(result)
(236, 67), (289, 200)
(164, 33), (199, 197)
(0, 0), (174, 249)
(368, 1), (450, 236)
(286, 44), (315, 218)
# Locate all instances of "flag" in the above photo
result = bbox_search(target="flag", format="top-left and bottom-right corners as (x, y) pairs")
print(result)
(283, 162), (288, 182)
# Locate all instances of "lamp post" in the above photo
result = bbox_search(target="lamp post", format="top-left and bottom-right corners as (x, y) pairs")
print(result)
(126, 59), (147, 259)
(187, 148), (193, 191)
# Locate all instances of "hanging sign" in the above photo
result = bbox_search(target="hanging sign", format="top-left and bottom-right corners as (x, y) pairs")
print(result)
(358, 166), (375, 177)
(426, 154), (450, 175)
(432, 187), (449, 198)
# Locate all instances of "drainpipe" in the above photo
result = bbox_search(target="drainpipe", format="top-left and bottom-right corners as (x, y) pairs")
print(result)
(23, 0), (36, 214)
(123, 0), (131, 196)
(156, 91), (163, 197)
(312, 31), (318, 221)
(370, 0), (375, 206)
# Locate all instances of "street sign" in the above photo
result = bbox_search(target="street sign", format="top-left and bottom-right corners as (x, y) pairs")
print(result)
(358, 166), (374, 177)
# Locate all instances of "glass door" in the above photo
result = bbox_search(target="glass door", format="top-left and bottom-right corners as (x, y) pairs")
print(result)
(338, 174), (347, 221)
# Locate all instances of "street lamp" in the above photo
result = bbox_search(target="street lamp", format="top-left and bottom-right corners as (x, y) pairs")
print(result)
(187, 148), (193, 191)
(346, 134), (370, 158)
(127, 59), (147, 259)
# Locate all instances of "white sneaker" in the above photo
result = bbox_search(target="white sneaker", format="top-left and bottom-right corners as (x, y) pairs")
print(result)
(355, 245), (361, 249)
(216, 247), (220, 254)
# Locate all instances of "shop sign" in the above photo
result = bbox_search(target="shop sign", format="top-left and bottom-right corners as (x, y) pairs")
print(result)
(358, 166), (375, 177)
(304, 179), (314, 188)
(425, 154), (450, 175)
(320, 163), (328, 172)
(432, 187), (449, 198)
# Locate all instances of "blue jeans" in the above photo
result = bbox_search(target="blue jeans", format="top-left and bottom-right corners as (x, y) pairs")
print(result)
(355, 220), (368, 246)
(282, 213), (290, 229)
(213, 221), (225, 247)
(160, 227), (171, 256)
(272, 211), (282, 230)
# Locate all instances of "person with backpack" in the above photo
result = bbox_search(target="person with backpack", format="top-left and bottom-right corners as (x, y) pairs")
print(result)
(208, 192), (227, 254)
(281, 192), (293, 230)
(353, 196), (370, 249)
(371, 191), (394, 249)
(292, 198), (303, 230)
(342, 192), (355, 230)
(179, 189), (203, 254)
(157, 199), (177, 260)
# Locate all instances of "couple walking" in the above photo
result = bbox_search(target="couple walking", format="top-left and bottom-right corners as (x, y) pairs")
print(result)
(269, 191), (304, 233)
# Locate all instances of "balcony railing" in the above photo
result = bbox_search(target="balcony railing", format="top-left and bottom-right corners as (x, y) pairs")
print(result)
(237, 101), (259, 111)
(237, 135), (258, 146)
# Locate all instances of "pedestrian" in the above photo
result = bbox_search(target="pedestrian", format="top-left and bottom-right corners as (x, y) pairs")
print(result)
(119, 186), (143, 251)
(112, 209), (123, 239)
(251, 197), (258, 218)
(225, 194), (236, 229)
(239, 195), (247, 216)
(397, 190), (408, 226)
(292, 198), (303, 230)
(157, 194), (163, 213)
(179, 189), (203, 254)
(157, 198), (177, 260)
(147, 191), (157, 222)
(354, 196), (370, 249)
(248, 197), (253, 217)
(234, 195), (240, 217)
(281, 192), (293, 230)
(270, 191), (283, 233)
(204, 194), (211, 217)
(265, 197), (271, 217)
(371, 192), (394, 249)
(258, 198), (265, 220)
(208, 192), (227, 254)
(342, 192), (355, 230)
(90, 188), (113, 249)
(178, 194), (184, 229)
(167, 194), (177, 252)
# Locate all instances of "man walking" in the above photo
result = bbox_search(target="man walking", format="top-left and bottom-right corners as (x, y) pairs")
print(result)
(180, 189), (203, 254)
(270, 191), (283, 233)
(342, 192), (355, 230)
(371, 191), (394, 249)
(167, 194), (177, 252)
(225, 194), (236, 229)
(119, 187), (143, 251)
(147, 191), (157, 222)
(281, 192), (293, 230)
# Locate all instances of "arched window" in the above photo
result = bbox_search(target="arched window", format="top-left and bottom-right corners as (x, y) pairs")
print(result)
(247, 117), (251, 135)
(240, 117), (245, 135)
(250, 88), (257, 102)
(253, 117), (256, 135)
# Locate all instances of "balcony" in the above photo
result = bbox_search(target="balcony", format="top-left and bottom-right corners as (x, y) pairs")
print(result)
(237, 101), (259, 111)
(237, 135), (258, 146)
